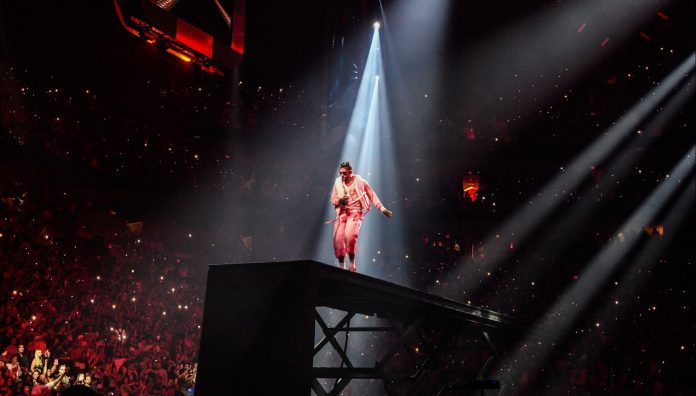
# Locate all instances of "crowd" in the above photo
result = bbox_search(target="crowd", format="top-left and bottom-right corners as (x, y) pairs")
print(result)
(1, 172), (204, 395)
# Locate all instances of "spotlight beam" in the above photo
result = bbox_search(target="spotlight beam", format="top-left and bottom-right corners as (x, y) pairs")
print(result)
(543, 147), (694, 333)
(313, 29), (383, 262)
(544, 176), (695, 391)
(436, 54), (695, 297)
(356, 77), (380, 172)
(314, 24), (405, 286)
(483, 73), (695, 310)
(495, 146), (695, 377)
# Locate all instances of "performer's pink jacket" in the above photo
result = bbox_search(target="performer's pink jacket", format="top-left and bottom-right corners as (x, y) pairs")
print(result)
(331, 175), (385, 213)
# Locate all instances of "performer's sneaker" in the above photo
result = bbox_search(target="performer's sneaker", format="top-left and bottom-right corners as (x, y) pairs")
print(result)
(349, 264), (357, 272)
(339, 263), (346, 269)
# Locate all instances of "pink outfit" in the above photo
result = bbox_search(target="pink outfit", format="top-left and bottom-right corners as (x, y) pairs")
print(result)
(331, 175), (384, 258)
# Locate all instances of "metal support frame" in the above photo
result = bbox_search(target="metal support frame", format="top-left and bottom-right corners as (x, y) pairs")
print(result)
(477, 331), (498, 380)
(312, 310), (393, 395)
(312, 308), (504, 396)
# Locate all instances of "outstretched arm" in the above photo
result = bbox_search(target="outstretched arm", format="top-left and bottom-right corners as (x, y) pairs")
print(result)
(45, 372), (66, 390)
(363, 179), (393, 218)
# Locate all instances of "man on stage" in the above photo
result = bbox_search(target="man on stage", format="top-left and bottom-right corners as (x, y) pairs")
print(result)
(331, 161), (392, 272)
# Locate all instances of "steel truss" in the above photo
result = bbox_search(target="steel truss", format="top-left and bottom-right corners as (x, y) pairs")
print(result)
(312, 309), (503, 396)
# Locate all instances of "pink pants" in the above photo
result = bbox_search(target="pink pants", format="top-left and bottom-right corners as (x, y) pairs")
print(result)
(333, 210), (363, 258)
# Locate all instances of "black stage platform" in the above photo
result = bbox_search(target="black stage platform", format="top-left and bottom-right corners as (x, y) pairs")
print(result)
(195, 261), (551, 395)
